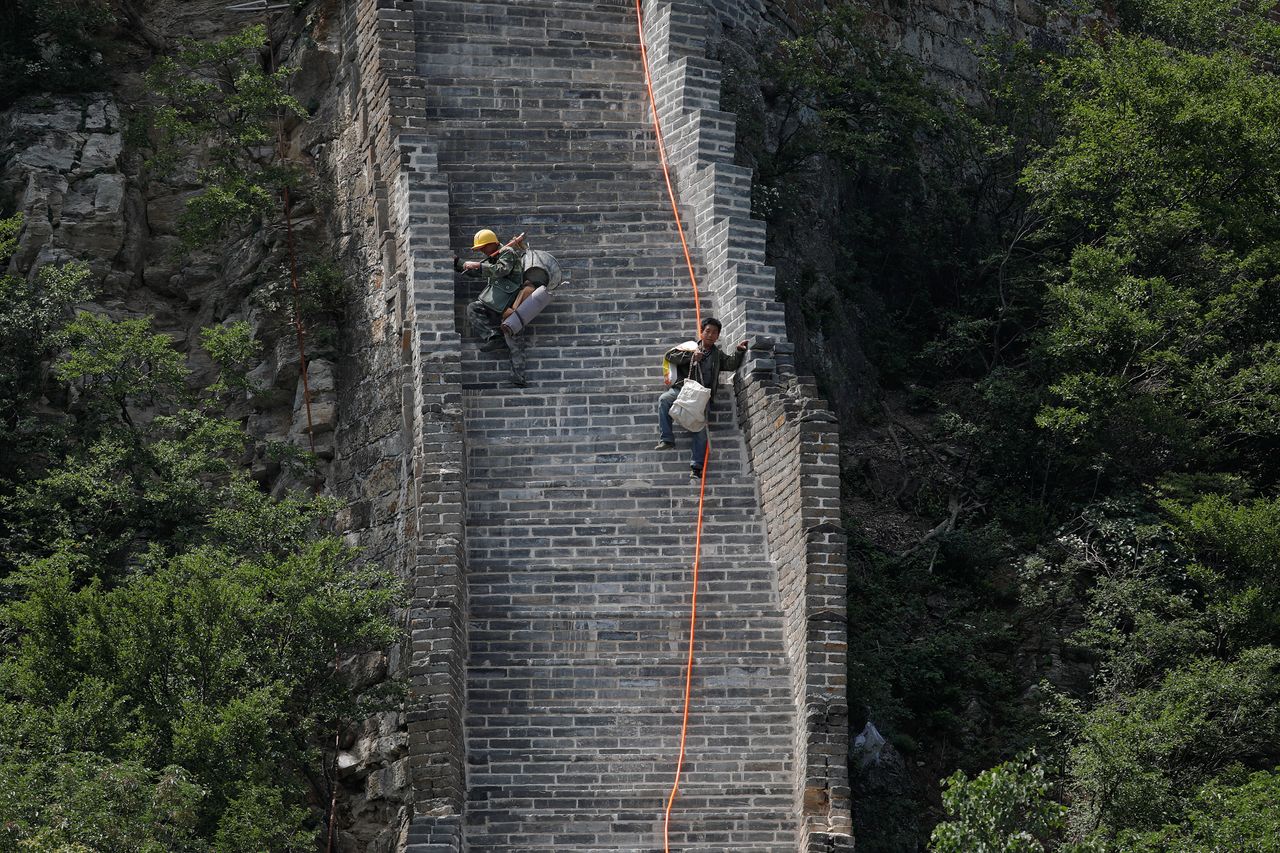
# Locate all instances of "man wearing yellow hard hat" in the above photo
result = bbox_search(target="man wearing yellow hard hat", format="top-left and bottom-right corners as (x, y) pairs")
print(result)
(455, 228), (531, 387)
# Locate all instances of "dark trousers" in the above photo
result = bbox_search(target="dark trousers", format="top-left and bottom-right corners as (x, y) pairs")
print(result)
(466, 300), (531, 382)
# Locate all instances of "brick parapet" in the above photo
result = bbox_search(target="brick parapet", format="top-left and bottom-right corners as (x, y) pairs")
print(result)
(640, 2), (853, 849)
(396, 136), (468, 852)
(342, 2), (468, 850)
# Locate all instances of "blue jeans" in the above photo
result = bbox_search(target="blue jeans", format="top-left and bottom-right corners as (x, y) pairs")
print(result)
(658, 386), (708, 470)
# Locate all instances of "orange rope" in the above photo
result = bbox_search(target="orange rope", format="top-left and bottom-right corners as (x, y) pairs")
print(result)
(633, 0), (702, 334)
(632, 1), (711, 848)
(663, 443), (710, 850)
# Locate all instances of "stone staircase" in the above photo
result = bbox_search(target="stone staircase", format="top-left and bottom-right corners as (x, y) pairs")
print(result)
(415, 0), (799, 849)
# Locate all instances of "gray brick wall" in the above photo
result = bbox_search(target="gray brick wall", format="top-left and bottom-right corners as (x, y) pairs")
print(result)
(639, 1), (853, 848)
(342, 0), (853, 849)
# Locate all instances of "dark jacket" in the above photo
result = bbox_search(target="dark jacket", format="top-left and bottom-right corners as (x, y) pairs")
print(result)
(665, 342), (743, 403)
(457, 246), (524, 313)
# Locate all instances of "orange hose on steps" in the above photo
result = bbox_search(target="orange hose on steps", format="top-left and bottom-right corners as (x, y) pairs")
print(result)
(632, 2), (713, 849)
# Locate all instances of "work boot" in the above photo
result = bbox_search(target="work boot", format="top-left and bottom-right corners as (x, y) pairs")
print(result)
(654, 440), (674, 451)
(479, 336), (507, 353)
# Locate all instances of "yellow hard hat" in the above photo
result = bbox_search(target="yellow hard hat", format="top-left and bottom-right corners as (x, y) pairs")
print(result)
(472, 228), (499, 250)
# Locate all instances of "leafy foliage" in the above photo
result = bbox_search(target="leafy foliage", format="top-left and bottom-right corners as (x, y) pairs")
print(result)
(0, 755), (208, 852)
(0, 225), (95, 480)
(0, 253), (386, 852)
(930, 752), (1084, 853)
(144, 26), (307, 249)
(736, 0), (1280, 847)
(0, 0), (113, 107)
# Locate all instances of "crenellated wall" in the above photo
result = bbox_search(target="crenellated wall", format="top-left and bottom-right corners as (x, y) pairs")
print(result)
(334, 2), (469, 850)
(341, 0), (855, 849)
(638, 1), (853, 849)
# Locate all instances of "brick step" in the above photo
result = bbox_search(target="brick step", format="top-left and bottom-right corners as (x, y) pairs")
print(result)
(471, 594), (778, 614)
(458, 342), (712, 374)
(463, 475), (756, 498)
(449, 238), (688, 256)
(467, 557), (774, 576)
(467, 535), (767, 560)
(465, 499), (757, 521)
(448, 212), (683, 232)
(468, 600), (781, 618)
(450, 297), (696, 324)
(433, 117), (651, 135)
(437, 124), (651, 144)
(426, 104), (645, 125)
(450, 226), (689, 250)
(450, 199), (678, 219)
(470, 580), (776, 599)
(418, 49), (640, 73)
(439, 140), (654, 162)
(466, 564), (770, 584)
(418, 11), (638, 31)
(424, 93), (643, 117)
(470, 579), (777, 599)
(469, 541), (768, 561)
(463, 436), (744, 463)
(466, 714), (794, 736)
(463, 474), (754, 498)
(446, 168), (664, 184)
(465, 767), (791, 792)
(462, 422), (743, 444)
(458, 344), (737, 374)
(466, 758), (792, 778)
(464, 799), (795, 853)
(464, 479), (755, 501)
(420, 71), (642, 91)
(458, 376), (742, 399)
(465, 741), (792, 764)
(465, 492), (757, 514)
(455, 297), (701, 320)
(443, 160), (658, 176)
(469, 657), (787, 675)
(462, 401), (739, 425)
(418, 0), (633, 15)
(466, 743), (792, 763)
(417, 28), (643, 51)
(462, 828), (792, 853)
(462, 421), (743, 443)
(450, 186), (674, 206)
(466, 699), (792, 720)
(453, 310), (701, 339)
(462, 408), (741, 434)
(464, 478), (753, 503)
(464, 790), (793, 811)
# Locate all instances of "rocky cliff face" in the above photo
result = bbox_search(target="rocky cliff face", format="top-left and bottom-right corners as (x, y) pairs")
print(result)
(0, 2), (413, 849)
(706, 0), (1094, 419)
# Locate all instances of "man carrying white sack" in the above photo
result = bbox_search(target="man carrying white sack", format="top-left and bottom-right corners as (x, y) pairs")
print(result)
(656, 316), (749, 480)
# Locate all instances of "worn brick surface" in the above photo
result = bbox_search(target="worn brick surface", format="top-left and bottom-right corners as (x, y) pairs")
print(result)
(415, 0), (801, 848)
(340, 0), (855, 849)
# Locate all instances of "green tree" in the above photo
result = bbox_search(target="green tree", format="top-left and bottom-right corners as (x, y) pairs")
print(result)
(1121, 768), (1280, 852)
(144, 26), (307, 248)
(0, 756), (208, 853)
(0, 0), (113, 107)
(0, 223), (94, 480)
(930, 751), (1084, 852)
(0, 534), (398, 846)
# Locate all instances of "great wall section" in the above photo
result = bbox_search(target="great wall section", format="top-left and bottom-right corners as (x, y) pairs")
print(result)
(338, 0), (852, 849)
